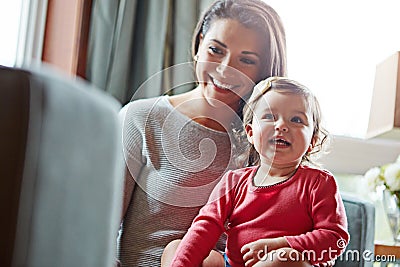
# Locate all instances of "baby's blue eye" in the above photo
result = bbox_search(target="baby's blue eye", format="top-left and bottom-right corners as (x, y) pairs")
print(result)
(291, 116), (303, 123)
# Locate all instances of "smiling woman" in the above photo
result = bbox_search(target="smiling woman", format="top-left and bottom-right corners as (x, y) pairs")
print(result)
(194, 18), (267, 115)
(265, 0), (400, 138)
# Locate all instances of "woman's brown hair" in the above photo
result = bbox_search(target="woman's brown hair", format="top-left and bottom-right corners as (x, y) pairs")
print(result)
(192, 0), (287, 79)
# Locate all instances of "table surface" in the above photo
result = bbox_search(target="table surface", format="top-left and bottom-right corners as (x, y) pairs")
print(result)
(375, 241), (400, 258)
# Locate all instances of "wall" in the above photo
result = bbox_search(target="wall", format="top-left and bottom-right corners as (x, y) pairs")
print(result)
(319, 135), (400, 175)
(42, 0), (92, 78)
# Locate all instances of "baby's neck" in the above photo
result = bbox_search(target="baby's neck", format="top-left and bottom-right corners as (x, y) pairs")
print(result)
(253, 164), (299, 187)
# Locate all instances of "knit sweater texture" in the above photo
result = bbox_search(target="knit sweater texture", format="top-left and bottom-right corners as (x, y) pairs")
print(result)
(118, 96), (245, 266)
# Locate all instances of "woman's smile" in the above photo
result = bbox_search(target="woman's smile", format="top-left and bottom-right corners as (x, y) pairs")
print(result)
(208, 74), (241, 95)
(210, 76), (238, 91)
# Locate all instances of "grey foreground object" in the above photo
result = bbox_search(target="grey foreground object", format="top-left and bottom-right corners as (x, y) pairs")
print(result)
(0, 65), (124, 267)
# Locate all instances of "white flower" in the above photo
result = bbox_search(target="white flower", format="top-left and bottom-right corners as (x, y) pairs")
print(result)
(384, 163), (400, 191)
(365, 167), (382, 191)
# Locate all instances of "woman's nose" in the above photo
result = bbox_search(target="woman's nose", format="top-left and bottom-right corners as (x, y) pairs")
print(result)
(216, 57), (235, 78)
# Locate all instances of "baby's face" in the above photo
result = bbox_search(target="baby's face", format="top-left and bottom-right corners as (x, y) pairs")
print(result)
(246, 90), (315, 167)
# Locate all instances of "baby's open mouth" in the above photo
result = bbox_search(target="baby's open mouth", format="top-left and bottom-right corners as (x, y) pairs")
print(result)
(269, 138), (291, 146)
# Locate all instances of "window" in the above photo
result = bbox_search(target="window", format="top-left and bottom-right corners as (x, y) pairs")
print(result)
(0, 0), (47, 68)
(0, 0), (23, 66)
(265, 0), (400, 138)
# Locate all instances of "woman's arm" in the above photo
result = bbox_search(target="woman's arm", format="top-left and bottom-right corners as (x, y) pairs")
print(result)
(121, 166), (136, 221)
(118, 102), (143, 222)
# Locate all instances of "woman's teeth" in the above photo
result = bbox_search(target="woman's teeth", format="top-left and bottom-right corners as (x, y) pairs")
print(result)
(212, 78), (235, 90)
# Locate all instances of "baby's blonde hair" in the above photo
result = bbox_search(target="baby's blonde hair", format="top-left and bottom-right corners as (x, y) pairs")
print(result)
(242, 77), (329, 166)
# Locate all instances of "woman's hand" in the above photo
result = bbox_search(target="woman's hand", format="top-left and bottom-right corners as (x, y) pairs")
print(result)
(240, 237), (289, 267)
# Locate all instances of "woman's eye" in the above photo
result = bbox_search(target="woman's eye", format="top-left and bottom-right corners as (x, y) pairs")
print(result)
(241, 58), (256, 65)
(209, 46), (223, 55)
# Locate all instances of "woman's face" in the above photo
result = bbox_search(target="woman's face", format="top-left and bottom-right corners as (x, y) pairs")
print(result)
(196, 19), (267, 111)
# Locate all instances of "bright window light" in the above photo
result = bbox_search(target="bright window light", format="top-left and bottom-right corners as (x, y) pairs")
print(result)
(265, 0), (400, 138)
(0, 0), (23, 67)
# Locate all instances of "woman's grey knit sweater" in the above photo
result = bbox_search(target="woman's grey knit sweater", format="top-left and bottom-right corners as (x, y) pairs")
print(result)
(118, 96), (245, 266)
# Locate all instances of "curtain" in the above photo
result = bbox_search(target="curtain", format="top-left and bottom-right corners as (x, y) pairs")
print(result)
(86, 0), (213, 104)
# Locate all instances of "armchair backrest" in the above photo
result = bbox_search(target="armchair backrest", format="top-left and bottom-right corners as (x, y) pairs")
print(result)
(0, 65), (124, 267)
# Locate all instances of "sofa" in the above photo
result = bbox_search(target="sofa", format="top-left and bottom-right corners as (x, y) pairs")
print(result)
(336, 193), (375, 267)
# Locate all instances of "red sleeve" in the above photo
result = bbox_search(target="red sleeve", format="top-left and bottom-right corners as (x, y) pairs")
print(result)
(285, 171), (350, 265)
(170, 171), (236, 267)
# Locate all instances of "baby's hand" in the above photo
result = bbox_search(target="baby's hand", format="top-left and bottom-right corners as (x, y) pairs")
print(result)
(241, 238), (287, 267)
(240, 239), (268, 266)
(321, 259), (335, 266)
